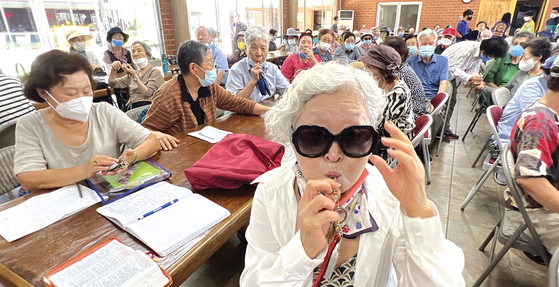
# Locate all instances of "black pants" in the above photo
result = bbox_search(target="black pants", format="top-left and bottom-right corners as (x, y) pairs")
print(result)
(127, 101), (151, 111)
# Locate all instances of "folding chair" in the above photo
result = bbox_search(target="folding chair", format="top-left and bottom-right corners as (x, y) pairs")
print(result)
(471, 87), (512, 168)
(428, 92), (450, 157)
(0, 118), (18, 150)
(463, 89), (490, 141)
(550, 248), (559, 287)
(473, 143), (550, 287)
(461, 105), (504, 211)
(0, 146), (18, 200)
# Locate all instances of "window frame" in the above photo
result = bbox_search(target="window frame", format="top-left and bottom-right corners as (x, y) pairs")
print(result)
(375, 2), (422, 33)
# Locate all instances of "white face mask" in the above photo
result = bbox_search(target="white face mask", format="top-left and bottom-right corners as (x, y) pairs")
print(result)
(288, 39), (296, 46)
(45, 91), (93, 123)
(73, 42), (87, 52)
(524, 16), (531, 22)
(439, 38), (452, 46)
(552, 13), (558, 18)
(519, 58), (536, 72)
(319, 42), (331, 51)
(133, 58), (149, 69)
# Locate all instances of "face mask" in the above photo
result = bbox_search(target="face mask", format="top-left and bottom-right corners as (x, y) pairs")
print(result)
(481, 37), (491, 41)
(373, 36), (379, 41)
(273, 36), (277, 41)
(364, 40), (372, 45)
(345, 43), (355, 50)
(519, 58), (536, 71)
(552, 13), (558, 18)
(133, 58), (149, 69)
(439, 38), (452, 46)
(510, 45), (524, 57)
(45, 91), (93, 123)
(419, 45), (435, 57)
(467, 16), (473, 20)
(72, 42), (87, 52)
(313, 38), (318, 44)
(299, 52), (309, 59)
(112, 39), (124, 47)
(408, 46), (418, 55)
(194, 64), (217, 87)
(399, 32), (405, 37)
(480, 54), (491, 62)
(247, 58), (267, 68)
(288, 39), (296, 46)
(319, 42), (331, 51)
(524, 17), (531, 22)
(238, 42), (246, 50)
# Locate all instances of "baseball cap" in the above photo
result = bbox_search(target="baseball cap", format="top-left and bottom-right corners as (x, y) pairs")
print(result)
(443, 28), (456, 37)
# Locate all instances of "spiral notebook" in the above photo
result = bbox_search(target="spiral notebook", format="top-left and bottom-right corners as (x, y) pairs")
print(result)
(96, 182), (230, 256)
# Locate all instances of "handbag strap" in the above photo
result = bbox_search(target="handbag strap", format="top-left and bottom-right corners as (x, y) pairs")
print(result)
(247, 140), (280, 169)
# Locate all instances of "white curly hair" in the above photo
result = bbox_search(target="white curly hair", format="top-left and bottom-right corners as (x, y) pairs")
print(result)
(265, 62), (385, 145)
(245, 26), (270, 47)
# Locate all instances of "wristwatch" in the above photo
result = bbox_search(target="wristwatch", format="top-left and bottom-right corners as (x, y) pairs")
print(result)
(133, 77), (139, 82)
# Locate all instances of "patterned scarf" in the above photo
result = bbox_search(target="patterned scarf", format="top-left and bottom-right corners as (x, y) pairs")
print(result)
(292, 164), (378, 239)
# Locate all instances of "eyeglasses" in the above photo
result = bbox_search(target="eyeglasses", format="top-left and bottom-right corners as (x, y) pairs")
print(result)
(112, 36), (124, 40)
(292, 125), (379, 158)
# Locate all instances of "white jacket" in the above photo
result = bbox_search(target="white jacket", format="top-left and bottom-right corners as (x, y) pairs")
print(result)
(240, 161), (465, 287)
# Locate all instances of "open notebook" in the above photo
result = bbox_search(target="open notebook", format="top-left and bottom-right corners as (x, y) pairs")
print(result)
(44, 238), (172, 287)
(96, 182), (230, 256)
(0, 184), (101, 242)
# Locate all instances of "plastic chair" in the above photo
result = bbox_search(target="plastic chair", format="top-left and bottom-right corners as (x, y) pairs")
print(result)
(0, 146), (18, 200)
(461, 105), (504, 210)
(473, 143), (550, 287)
(0, 118), (18, 150)
(550, 248), (559, 287)
(491, 87), (512, 109)
(429, 92), (450, 157)
(125, 105), (150, 123)
(471, 87), (511, 168)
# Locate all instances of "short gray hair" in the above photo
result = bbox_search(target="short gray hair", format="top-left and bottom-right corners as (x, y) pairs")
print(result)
(131, 41), (152, 58)
(245, 26), (270, 47)
(417, 29), (438, 43)
(513, 31), (535, 43)
(265, 63), (385, 145)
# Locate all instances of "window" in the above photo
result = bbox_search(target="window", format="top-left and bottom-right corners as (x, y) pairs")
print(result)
(376, 2), (421, 33)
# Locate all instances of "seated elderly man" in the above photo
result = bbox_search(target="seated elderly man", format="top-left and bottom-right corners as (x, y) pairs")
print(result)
(226, 26), (290, 103)
(240, 63), (464, 286)
(141, 40), (270, 150)
(496, 56), (555, 143)
(435, 28), (455, 55)
(510, 57), (559, 257)
(407, 28), (449, 117)
(442, 37), (508, 140)
(195, 26), (229, 85)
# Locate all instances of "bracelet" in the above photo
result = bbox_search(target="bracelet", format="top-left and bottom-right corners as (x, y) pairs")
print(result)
(132, 149), (138, 163)
(133, 77), (139, 82)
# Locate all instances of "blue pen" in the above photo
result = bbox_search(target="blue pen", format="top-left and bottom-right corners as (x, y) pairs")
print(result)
(138, 199), (179, 220)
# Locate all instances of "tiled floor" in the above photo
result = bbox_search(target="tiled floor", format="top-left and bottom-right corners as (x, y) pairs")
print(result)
(180, 86), (549, 287)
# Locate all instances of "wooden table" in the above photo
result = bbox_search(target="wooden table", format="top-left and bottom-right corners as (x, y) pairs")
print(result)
(0, 113), (268, 287)
(266, 50), (288, 63)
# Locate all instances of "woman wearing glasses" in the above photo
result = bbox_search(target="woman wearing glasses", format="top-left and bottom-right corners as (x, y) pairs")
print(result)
(240, 63), (464, 286)
(141, 40), (270, 150)
(102, 27), (135, 78)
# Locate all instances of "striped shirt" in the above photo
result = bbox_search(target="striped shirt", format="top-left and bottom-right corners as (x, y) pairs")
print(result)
(141, 75), (257, 136)
(0, 75), (34, 128)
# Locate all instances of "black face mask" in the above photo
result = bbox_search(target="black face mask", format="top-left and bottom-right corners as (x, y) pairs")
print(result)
(467, 16), (473, 20)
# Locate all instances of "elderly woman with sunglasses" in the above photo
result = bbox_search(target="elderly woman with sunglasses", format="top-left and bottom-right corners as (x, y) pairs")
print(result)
(226, 26), (290, 103)
(240, 63), (464, 286)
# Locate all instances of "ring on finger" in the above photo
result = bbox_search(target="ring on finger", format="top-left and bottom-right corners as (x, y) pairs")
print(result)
(93, 160), (98, 165)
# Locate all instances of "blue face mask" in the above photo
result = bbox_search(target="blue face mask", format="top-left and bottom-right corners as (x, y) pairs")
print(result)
(419, 45), (435, 57)
(247, 58), (267, 68)
(480, 54), (491, 62)
(273, 36), (277, 41)
(399, 33), (405, 37)
(364, 40), (372, 45)
(299, 52), (309, 59)
(373, 36), (379, 41)
(345, 43), (355, 50)
(195, 64), (217, 87)
(112, 39), (124, 47)
(313, 38), (318, 44)
(510, 45), (524, 57)
(408, 46), (418, 55)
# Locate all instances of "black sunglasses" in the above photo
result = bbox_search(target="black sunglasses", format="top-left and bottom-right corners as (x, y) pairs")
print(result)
(292, 125), (380, 158)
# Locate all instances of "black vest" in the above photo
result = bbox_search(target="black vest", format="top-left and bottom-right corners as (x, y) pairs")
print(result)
(106, 49), (133, 73)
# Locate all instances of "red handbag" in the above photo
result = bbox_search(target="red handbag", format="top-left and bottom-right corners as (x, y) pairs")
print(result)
(184, 134), (284, 190)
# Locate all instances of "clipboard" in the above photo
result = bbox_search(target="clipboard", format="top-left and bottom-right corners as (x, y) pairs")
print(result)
(86, 159), (172, 205)
(43, 237), (172, 287)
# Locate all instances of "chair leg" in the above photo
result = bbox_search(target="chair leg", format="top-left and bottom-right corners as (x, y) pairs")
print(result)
(488, 223), (500, 264)
(465, 86), (473, 99)
(436, 112), (449, 157)
(472, 224), (527, 287)
(462, 110), (482, 141)
(479, 221), (499, 252)
(422, 141), (431, 184)
(461, 158), (501, 211)
(472, 138), (491, 168)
